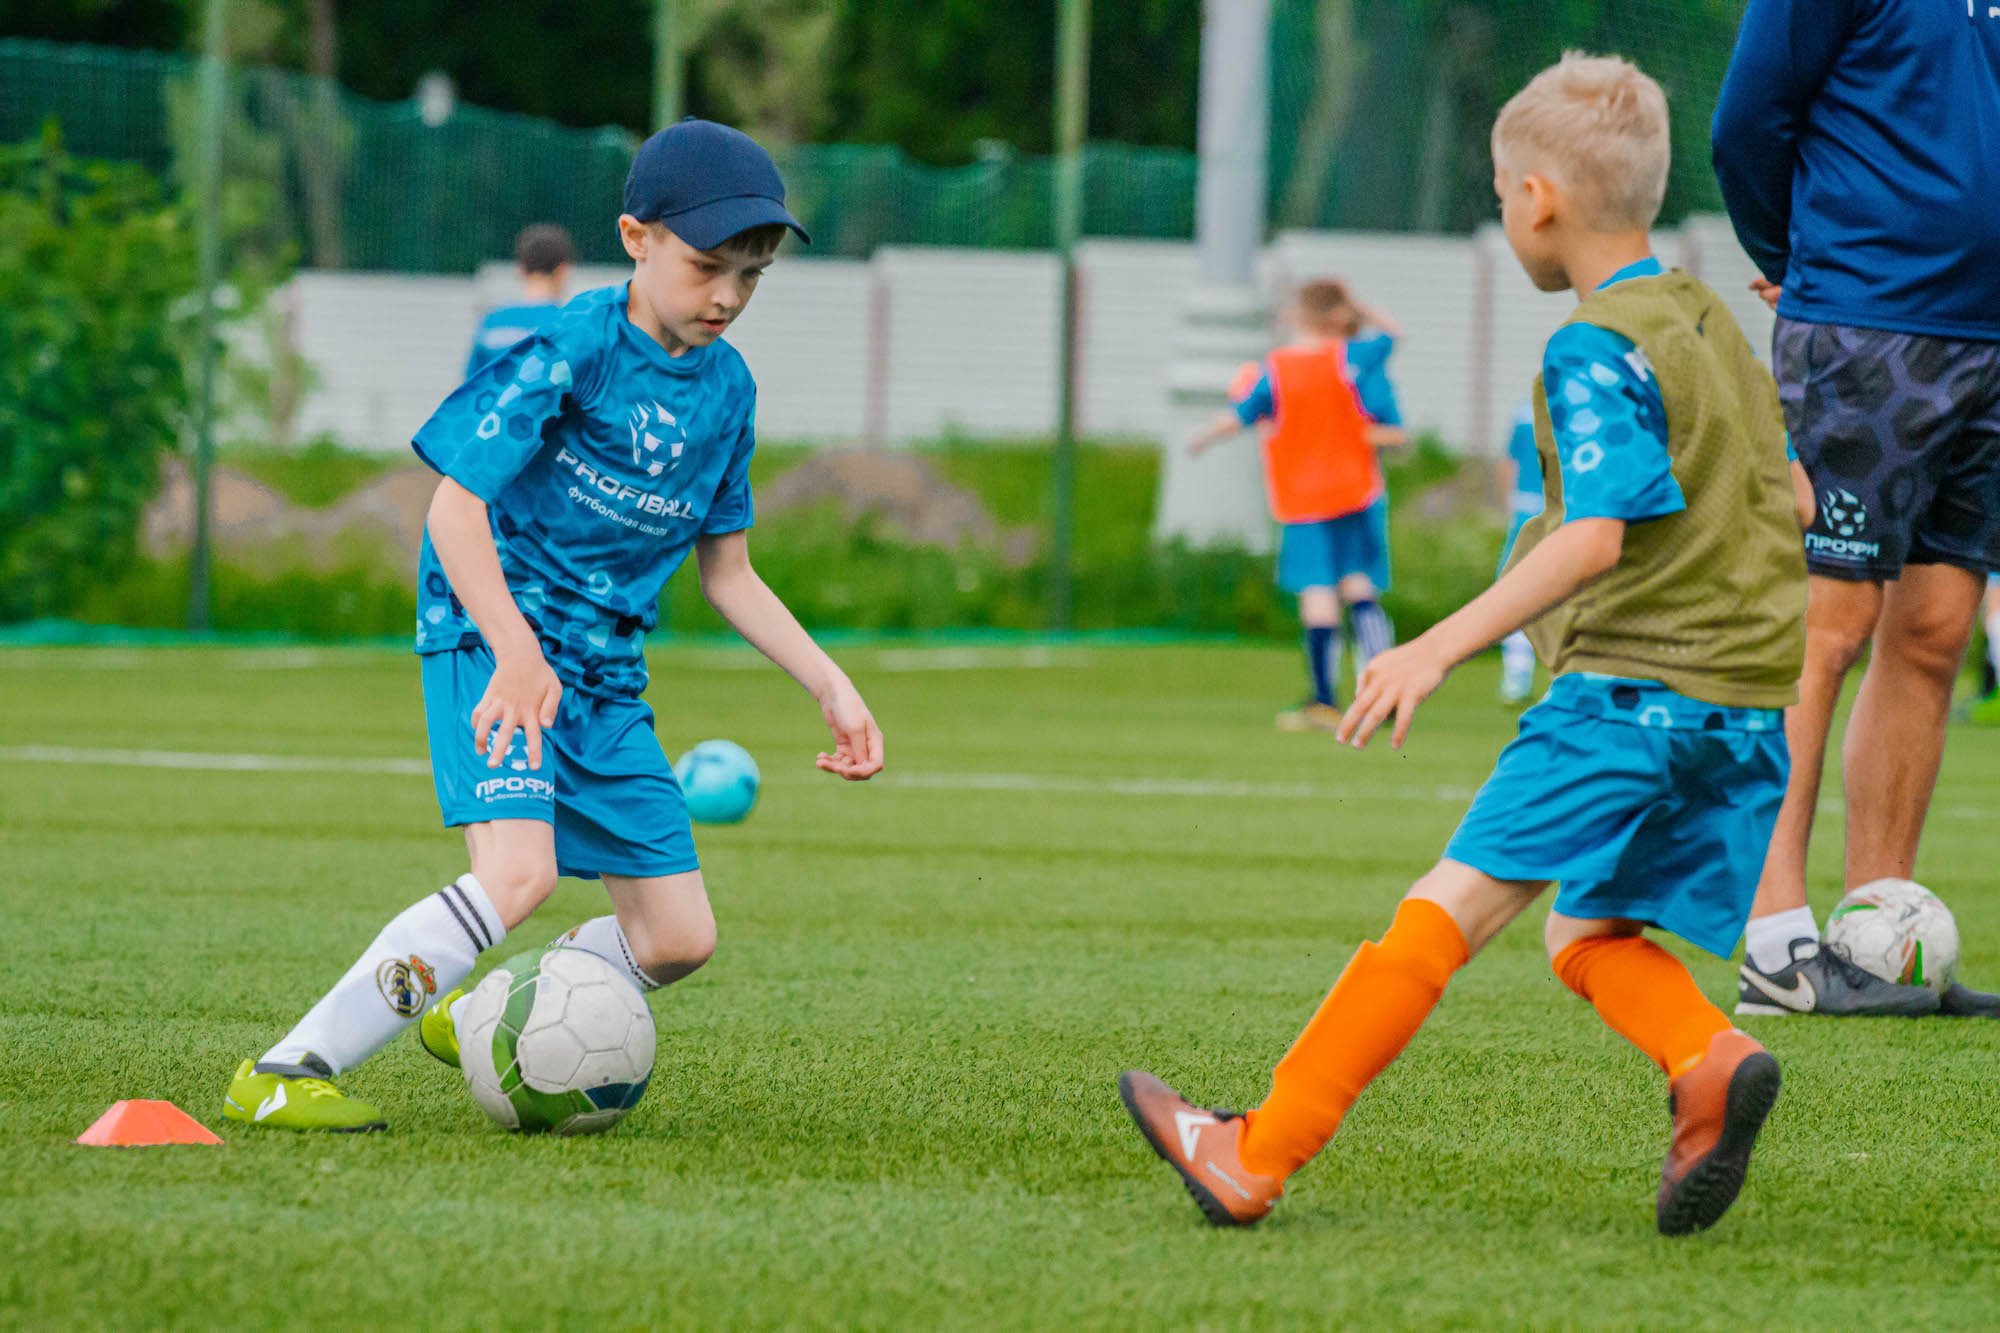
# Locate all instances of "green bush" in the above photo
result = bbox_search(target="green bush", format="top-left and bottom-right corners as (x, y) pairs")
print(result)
(221, 436), (400, 508)
(75, 552), (415, 640)
(0, 126), (196, 621)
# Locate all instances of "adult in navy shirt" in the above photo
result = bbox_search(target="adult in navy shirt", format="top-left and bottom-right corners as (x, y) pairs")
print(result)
(466, 224), (575, 377)
(1713, 0), (2000, 1017)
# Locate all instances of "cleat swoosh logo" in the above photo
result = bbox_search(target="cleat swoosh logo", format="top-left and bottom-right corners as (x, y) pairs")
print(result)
(1174, 1109), (1215, 1161)
(1741, 966), (1814, 1012)
(254, 1084), (288, 1122)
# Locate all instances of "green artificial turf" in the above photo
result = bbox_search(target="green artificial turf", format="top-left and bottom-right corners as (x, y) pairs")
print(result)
(2, 642), (1996, 1327)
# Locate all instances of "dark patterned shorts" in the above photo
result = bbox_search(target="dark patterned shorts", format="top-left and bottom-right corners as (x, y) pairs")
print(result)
(1774, 317), (2000, 581)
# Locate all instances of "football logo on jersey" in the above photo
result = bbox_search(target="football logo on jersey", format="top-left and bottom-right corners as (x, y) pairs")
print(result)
(1820, 488), (1866, 538)
(627, 401), (687, 478)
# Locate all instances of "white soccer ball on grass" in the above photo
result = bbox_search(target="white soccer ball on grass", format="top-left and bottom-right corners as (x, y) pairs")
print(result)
(1822, 878), (1959, 997)
(458, 947), (656, 1134)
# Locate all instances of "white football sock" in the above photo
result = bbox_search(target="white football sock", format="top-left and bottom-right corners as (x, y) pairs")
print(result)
(1744, 905), (1818, 973)
(1348, 600), (1394, 672)
(1986, 609), (2000, 679)
(552, 915), (662, 991)
(1501, 631), (1534, 680)
(259, 874), (505, 1076)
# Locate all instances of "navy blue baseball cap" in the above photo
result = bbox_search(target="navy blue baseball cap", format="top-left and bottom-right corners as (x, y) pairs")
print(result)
(623, 119), (810, 249)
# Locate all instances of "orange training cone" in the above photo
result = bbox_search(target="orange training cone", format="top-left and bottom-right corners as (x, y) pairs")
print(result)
(75, 1100), (223, 1147)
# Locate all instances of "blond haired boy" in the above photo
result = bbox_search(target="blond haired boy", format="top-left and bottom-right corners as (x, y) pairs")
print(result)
(1121, 54), (1808, 1235)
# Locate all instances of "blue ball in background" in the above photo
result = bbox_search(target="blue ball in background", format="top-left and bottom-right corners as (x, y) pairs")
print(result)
(675, 739), (761, 824)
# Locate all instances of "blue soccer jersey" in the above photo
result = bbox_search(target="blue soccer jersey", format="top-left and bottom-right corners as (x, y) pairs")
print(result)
(1345, 331), (1402, 427)
(1504, 402), (1544, 519)
(1542, 257), (1684, 527)
(466, 301), (567, 377)
(413, 283), (757, 698)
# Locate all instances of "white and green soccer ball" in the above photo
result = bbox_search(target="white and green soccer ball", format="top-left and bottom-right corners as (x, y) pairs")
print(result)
(1823, 878), (1960, 997)
(458, 947), (656, 1134)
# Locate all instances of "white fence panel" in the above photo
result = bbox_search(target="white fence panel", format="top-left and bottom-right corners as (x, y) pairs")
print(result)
(873, 248), (1062, 441)
(292, 272), (478, 448)
(1072, 240), (1199, 438)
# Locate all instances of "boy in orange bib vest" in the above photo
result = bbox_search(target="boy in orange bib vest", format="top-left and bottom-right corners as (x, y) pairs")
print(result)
(1188, 280), (1407, 731)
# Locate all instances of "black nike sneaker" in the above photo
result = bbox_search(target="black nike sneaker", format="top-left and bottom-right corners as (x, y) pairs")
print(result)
(1938, 981), (2000, 1018)
(1736, 938), (1939, 1017)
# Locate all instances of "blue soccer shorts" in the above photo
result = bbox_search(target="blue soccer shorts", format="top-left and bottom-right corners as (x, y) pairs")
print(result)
(1276, 495), (1391, 594)
(420, 645), (698, 880)
(1442, 675), (1789, 958)
(1775, 317), (2000, 582)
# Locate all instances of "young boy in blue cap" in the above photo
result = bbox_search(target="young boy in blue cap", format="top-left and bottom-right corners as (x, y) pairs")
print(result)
(224, 120), (885, 1131)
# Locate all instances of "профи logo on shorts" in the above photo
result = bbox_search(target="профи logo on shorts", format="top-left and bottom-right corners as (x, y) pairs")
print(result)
(376, 954), (438, 1016)
(474, 773), (555, 802)
(1806, 487), (1881, 563)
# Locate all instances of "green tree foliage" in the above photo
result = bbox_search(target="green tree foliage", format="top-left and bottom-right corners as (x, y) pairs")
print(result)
(821, 0), (1198, 163)
(8, 0), (1203, 159)
(0, 126), (196, 621)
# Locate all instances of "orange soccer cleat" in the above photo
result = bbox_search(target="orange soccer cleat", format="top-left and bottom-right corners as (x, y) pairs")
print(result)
(1656, 1029), (1781, 1235)
(1117, 1070), (1285, 1227)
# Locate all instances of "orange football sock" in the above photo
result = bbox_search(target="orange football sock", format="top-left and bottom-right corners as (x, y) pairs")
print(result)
(1239, 898), (1470, 1178)
(1551, 934), (1731, 1079)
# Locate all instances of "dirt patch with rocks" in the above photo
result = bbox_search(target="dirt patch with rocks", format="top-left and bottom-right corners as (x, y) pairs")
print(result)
(757, 449), (1039, 567)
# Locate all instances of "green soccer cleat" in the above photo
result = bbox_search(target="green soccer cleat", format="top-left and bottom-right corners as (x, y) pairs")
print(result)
(418, 988), (464, 1068)
(222, 1058), (387, 1132)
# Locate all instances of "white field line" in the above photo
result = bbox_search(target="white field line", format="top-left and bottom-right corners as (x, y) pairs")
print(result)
(0, 645), (1091, 673)
(1, 745), (430, 777)
(0, 744), (1379, 800)
(0, 648), (365, 671)
(0, 744), (1982, 821)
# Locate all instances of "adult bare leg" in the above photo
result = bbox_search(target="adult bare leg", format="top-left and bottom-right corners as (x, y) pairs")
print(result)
(1748, 576), (1882, 921)
(1842, 563), (1983, 884)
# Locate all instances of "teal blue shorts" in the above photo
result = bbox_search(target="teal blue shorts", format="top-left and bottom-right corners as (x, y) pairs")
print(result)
(420, 645), (698, 880)
(1443, 675), (1789, 958)
(1276, 496), (1390, 593)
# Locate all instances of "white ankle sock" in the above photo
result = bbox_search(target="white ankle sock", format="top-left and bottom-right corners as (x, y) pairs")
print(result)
(1744, 906), (1818, 972)
(260, 874), (505, 1075)
(552, 915), (662, 991)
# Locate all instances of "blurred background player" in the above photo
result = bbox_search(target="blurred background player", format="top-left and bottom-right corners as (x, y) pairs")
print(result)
(1188, 279), (1407, 731)
(1969, 575), (2000, 726)
(1713, 0), (2000, 1017)
(465, 223), (576, 376)
(1495, 400), (1542, 703)
(223, 120), (884, 1132)
(1123, 54), (1805, 1237)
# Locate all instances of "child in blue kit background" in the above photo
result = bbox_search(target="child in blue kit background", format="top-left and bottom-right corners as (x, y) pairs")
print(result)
(1495, 401), (1544, 704)
(466, 224), (575, 376)
(225, 120), (884, 1132)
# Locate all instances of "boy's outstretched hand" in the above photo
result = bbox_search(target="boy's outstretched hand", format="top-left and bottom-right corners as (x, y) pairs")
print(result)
(471, 646), (563, 770)
(816, 679), (884, 780)
(1337, 639), (1448, 750)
